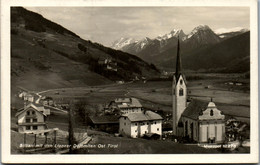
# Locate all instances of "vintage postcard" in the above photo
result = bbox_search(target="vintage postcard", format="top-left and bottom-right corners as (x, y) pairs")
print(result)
(1, 0), (258, 163)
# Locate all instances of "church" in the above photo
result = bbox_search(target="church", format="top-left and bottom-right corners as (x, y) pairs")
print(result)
(172, 39), (226, 143)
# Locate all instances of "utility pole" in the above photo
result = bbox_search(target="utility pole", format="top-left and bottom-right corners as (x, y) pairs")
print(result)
(23, 133), (26, 153)
(68, 101), (75, 154)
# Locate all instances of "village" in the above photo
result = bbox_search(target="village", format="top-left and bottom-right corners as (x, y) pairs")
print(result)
(11, 39), (250, 154)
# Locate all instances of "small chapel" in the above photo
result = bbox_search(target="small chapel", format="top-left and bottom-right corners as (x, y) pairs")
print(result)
(172, 38), (226, 143)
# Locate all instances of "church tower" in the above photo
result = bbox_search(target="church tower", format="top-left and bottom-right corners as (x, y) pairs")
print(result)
(172, 38), (187, 136)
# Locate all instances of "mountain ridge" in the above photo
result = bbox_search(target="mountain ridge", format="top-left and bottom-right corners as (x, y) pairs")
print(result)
(11, 7), (160, 92)
(111, 25), (249, 73)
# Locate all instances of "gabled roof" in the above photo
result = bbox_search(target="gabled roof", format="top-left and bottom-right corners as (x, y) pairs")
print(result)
(145, 111), (163, 120)
(182, 99), (227, 120)
(89, 115), (119, 124)
(115, 98), (131, 103)
(121, 111), (163, 122)
(15, 103), (47, 117)
(113, 97), (142, 108)
(181, 99), (208, 120)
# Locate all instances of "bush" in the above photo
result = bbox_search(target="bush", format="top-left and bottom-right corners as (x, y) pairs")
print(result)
(78, 43), (87, 53)
(33, 61), (50, 70)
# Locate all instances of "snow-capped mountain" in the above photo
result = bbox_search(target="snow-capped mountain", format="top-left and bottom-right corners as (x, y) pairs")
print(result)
(182, 25), (220, 44)
(156, 29), (186, 41)
(111, 37), (137, 50)
(120, 37), (153, 55)
(109, 24), (249, 72)
(111, 25), (220, 54)
(214, 27), (249, 35)
(110, 24), (249, 70)
(214, 27), (249, 40)
(180, 25), (221, 52)
(135, 37), (152, 50)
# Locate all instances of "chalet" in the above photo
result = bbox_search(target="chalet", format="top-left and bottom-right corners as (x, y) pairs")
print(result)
(18, 91), (27, 98)
(23, 93), (34, 102)
(119, 111), (163, 138)
(98, 58), (110, 65)
(105, 97), (143, 115)
(15, 103), (49, 135)
(41, 96), (54, 106)
(98, 58), (117, 71)
(172, 38), (226, 144)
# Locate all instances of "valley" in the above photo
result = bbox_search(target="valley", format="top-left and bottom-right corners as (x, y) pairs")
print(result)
(10, 7), (251, 155)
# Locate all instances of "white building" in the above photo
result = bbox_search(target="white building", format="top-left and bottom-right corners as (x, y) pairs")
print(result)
(15, 103), (50, 134)
(18, 91), (27, 98)
(178, 100), (225, 143)
(172, 38), (225, 143)
(105, 97), (143, 115)
(23, 93), (34, 102)
(119, 111), (163, 138)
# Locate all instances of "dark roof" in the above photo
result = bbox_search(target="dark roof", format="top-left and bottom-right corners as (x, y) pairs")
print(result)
(89, 115), (119, 124)
(42, 96), (53, 100)
(181, 99), (208, 120)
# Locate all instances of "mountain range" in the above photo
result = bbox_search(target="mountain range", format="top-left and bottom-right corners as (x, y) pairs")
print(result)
(11, 7), (160, 92)
(111, 25), (249, 72)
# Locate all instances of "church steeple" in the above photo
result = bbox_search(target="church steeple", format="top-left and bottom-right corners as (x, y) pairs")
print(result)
(175, 37), (182, 80)
(172, 36), (187, 136)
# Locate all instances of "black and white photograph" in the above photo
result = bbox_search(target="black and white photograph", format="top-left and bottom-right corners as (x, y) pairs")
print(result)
(1, 0), (258, 163)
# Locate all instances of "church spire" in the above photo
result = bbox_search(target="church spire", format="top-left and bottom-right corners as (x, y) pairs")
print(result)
(175, 36), (182, 80)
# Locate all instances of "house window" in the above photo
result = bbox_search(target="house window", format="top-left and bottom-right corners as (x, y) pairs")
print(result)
(180, 79), (183, 85)
(26, 126), (30, 130)
(145, 131), (147, 134)
(33, 126), (37, 130)
(157, 128), (159, 131)
(135, 130), (137, 132)
(26, 111), (30, 115)
(124, 117), (126, 120)
(147, 123), (149, 125)
(124, 123), (126, 126)
(26, 119), (30, 123)
(210, 110), (214, 116)
(33, 118), (37, 122)
(155, 121), (157, 124)
(32, 111), (35, 115)
(179, 88), (184, 96)
(135, 123), (137, 126)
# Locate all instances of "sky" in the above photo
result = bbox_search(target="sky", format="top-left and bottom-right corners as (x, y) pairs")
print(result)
(26, 7), (250, 46)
